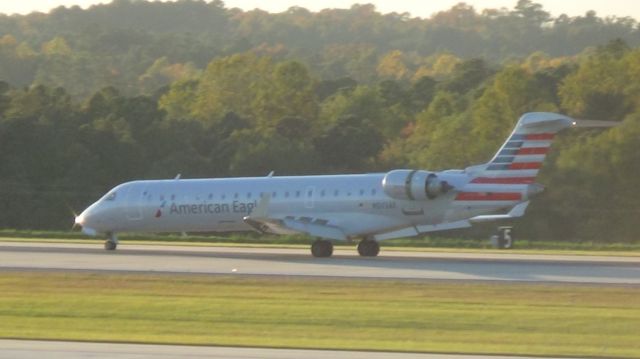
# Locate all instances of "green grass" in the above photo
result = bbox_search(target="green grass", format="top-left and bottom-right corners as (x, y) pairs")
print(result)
(0, 273), (639, 358)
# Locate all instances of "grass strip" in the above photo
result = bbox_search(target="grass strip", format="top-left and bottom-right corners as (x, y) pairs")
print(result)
(0, 273), (638, 357)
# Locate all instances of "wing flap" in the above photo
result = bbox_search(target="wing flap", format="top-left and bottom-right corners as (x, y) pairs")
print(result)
(243, 194), (347, 240)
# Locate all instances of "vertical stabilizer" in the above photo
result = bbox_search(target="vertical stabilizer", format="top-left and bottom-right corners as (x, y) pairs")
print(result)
(469, 112), (574, 184)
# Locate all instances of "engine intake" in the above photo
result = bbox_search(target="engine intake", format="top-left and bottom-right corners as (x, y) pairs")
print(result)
(382, 170), (450, 201)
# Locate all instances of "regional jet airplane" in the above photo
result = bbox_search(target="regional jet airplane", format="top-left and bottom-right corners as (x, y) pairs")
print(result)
(76, 112), (575, 257)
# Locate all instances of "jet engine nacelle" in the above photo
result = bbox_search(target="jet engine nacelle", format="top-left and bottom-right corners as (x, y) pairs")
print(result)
(382, 170), (450, 201)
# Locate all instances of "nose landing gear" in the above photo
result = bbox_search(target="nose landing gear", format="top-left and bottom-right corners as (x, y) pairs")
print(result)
(104, 232), (118, 251)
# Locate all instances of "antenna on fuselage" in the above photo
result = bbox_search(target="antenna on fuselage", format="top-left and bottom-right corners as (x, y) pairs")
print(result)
(174, 173), (182, 180)
(267, 171), (275, 178)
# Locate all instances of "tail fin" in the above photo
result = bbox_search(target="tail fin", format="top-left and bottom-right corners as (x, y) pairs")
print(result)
(469, 112), (574, 184)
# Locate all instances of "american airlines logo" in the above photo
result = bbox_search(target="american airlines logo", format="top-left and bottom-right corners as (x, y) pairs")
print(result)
(158, 200), (259, 217)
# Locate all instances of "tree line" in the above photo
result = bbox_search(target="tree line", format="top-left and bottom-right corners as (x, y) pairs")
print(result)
(0, 0), (639, 98)
(0, 1), (638, 241)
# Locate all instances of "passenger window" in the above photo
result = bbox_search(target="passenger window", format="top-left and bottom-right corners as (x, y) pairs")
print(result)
(234, 193), (239, 199)
(371, 189), (376, 196)
(208, 194), (213, 200)
(247, 192), (252, 199)
(334, 190), (339, 197)
(272, 191), (277, 198)
(320, 190), (325, 197)
(221, 194), (226, 200)
(359, 189), (365, 196)
(296, 191), (301, 198)
(285, 192), (290, 198)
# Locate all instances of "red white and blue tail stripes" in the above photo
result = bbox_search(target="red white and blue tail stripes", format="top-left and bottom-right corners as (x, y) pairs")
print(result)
(455, 113), (575, 204)
(470, 132), (555, 185)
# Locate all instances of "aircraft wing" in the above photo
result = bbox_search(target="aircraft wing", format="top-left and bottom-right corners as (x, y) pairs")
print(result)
(243, 195), (347, 241)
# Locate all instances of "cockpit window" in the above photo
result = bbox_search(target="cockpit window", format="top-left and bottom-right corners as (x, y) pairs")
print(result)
(104, 192), (117, 201)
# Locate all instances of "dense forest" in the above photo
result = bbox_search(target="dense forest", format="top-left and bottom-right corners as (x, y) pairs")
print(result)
(0, 0), (639, 241)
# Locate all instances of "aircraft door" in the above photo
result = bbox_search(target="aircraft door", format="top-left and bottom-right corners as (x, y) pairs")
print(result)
(305, 186), (315, 209)
(125, 183), (145, 220)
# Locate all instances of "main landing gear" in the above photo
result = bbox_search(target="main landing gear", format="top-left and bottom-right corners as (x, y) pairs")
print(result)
(311, 239), (333, 258)
(491, 226), (514, 249)
(357, 237), (380, 257)
(104, 232), (118, 251)
(311, 237), (381, 258)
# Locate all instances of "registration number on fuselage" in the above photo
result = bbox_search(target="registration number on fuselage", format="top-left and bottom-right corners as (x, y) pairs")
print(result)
(371, 201), (396, 210)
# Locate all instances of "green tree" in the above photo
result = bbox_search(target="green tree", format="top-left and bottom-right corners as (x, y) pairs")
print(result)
(191, 53), (274, 122)
(314, 115), (383, 171)
(469, 66), (557, 160)
(438, 58), (492, 94)
(158, 79), (199, 120)
(560, 45), (639, 120)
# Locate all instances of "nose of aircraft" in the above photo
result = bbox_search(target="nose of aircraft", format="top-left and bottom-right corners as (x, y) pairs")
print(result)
(75, 206), (98, 236)
(74, 213), (84, 226)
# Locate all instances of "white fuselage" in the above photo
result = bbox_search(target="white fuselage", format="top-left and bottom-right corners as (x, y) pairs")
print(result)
(77, 170), (525, 240)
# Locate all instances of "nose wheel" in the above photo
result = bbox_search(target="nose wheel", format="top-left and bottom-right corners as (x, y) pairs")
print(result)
(104, 232), (118, 251)
(311, 239), (333, 258)
(357, 238), (380, 257)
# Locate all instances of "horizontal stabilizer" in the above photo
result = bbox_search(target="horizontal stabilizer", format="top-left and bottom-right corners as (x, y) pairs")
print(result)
(469, 201), (530, 223)
(572, 119), (620, 128)
(373, 220), (473, 241)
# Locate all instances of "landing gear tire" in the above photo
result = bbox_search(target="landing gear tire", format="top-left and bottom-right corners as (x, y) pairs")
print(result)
(491, 226), (513, 249)
(104, 232), (118, 251)
(357, 238), (380, 257)
(104, 240), (117, 251)
(311, 239), (333, 258)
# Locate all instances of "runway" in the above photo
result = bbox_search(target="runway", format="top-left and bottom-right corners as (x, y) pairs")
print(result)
(0, 340), (558, 359)
(1, 241), (639, 284)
